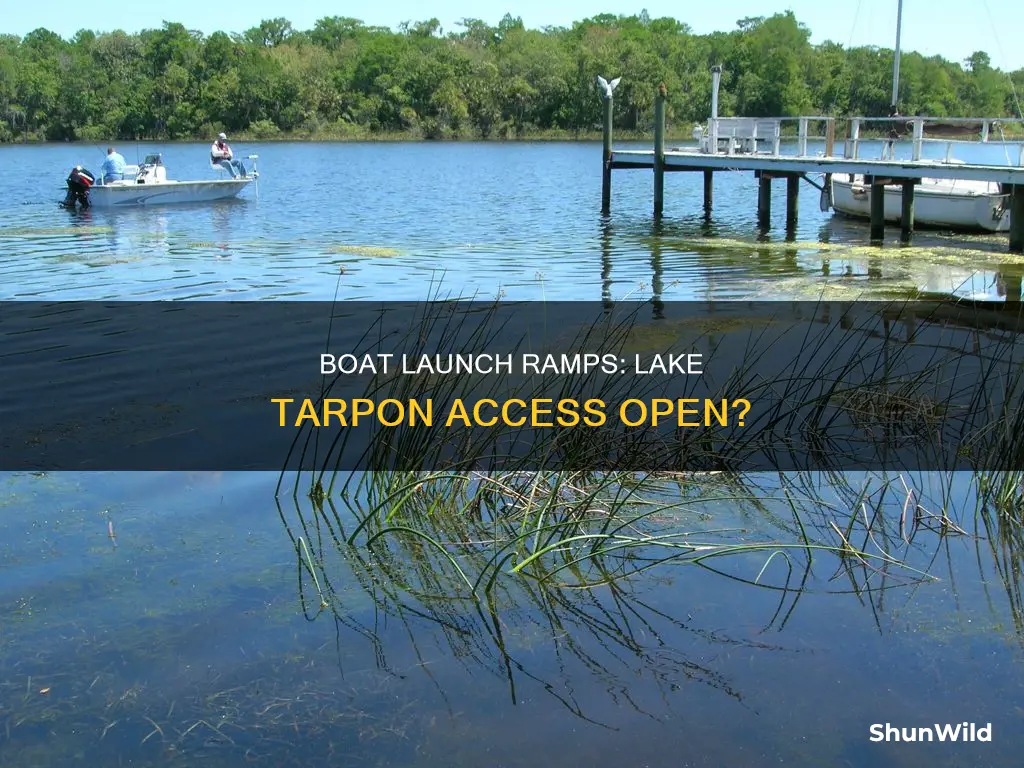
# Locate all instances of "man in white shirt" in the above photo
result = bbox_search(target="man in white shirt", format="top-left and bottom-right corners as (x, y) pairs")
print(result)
(210, 133), (247, 177)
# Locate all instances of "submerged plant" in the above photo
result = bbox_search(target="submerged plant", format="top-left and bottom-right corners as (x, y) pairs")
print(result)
(269, 292), (1024, 719)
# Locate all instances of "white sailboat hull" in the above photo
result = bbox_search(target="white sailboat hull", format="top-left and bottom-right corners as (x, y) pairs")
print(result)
(89, 178), (254, 207)
(831, 175), (1010, 233)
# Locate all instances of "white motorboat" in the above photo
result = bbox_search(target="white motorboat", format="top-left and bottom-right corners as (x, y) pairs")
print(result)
(830, 166), (1010, 232)
(88, 153), (259, 207)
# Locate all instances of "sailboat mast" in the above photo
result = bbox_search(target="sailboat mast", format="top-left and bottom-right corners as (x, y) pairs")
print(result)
(891, 0), (904, 110)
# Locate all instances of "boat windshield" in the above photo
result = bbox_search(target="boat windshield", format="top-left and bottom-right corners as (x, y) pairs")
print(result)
(142, 154), (163, 165)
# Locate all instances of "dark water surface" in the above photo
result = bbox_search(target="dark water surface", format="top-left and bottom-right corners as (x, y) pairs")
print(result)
(2, 141), (1024, 766)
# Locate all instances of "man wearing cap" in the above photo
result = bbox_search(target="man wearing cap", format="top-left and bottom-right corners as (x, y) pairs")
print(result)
(210, 132), (247, 178)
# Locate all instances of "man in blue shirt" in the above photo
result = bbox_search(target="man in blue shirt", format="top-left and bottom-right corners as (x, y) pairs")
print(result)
(100, 147), (126, 183)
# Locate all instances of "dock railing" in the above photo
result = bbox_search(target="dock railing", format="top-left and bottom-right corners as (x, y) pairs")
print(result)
(700, 115), (1024, 165)
(702, 116), (838, 158)
(843, 116), (1024, 165)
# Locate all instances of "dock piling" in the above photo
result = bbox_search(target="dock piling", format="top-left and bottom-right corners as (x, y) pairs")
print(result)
(599, 75), (620, 215)
(653, 83), (666, 218)
(900, 181), (916, 243)
(710, 66), (721, 121)
(703, 170), (713, 212)
(786, 174), (799, 231)
(1011, 185), (1024, 254)
(601, 96), (612, 214)
(867, 176), (885, 241)
(757, 173), (771, 229)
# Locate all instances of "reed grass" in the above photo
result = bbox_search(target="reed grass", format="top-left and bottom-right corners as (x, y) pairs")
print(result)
(272, 467), (1016, 731)
(272, 295), (1024, 613)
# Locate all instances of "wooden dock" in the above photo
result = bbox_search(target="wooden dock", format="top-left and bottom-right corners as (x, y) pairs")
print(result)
(598, 79), (1024, 253)
(610, 150), (1024, 186)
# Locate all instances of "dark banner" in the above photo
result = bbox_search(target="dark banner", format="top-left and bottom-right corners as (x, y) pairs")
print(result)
(2, 300), (1024, 472)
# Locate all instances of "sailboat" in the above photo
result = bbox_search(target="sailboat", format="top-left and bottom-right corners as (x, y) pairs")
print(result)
(829, 0), (1013, 233)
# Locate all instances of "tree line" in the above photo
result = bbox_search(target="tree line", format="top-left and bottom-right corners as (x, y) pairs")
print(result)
(1, 11), (1022, 142)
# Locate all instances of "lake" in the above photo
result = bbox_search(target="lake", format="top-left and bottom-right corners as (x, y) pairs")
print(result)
(2, 140), (1024, 767)
(1, 140), (1023, 302)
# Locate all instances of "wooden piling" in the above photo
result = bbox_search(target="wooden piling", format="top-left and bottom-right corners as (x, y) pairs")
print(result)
(601, 91), (613, 215)
(825, 119), (835, 157)
(703, 170), (713, 211)
(820, 174), (833, 212)
(786, 174), (799, 230)
(757, 173), (771, 229)
(1011, 185), (1024, 254)
(900, 181), (916, 242)
(653, 83), (666, 218)
(867, 176), (885, 241)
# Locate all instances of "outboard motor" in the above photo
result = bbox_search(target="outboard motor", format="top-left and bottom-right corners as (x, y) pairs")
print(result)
(61, 166), (95, 209)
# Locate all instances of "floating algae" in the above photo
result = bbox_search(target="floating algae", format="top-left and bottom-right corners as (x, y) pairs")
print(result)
(659, 236), (1024, 264)
(761, 279), (907, 300)
(327, 244), (402, 257)
(53, 253), (145, 266)
(620, 316), (783, 353)
(3, 226), (114, 237)
(659, 237), (833, 254)
(540, 314), (783, 357)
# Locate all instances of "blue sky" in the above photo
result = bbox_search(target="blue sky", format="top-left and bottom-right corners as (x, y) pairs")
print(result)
(5, 0), (1023, 71)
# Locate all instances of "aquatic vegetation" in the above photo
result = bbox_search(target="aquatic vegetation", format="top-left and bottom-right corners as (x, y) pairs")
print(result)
(276, 295), (1024, 614)
(1, 226), (114, 237)
(326, 245), (403, 258)
(272, 466), (1024, 741)
(660, 235), (1019, 263)
(52, 253), (145, 266)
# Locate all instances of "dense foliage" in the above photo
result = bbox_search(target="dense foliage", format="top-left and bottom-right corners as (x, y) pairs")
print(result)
(1, 11), (1022, 142)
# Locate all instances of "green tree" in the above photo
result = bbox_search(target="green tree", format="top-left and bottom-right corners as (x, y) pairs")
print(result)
(1, 12), (1021, 143)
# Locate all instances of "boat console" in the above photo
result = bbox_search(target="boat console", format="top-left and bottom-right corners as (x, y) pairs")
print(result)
(135, 154), (167, 184)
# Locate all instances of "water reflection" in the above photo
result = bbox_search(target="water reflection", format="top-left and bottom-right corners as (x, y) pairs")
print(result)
(600, 216), (612, 308)
(997, 269), (1023, 302)
(605, 212), (1024, 303)
(580, 209), (1024, 309)
(650, 218), (665, 318)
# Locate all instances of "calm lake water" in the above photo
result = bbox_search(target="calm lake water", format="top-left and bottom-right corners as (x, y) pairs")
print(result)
(1, 140), (1022, 302)
(2, 140), (1024, 766)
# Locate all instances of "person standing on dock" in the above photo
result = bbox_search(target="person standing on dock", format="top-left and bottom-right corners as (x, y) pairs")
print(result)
(210, 133), (247, 178)
(885, 106), (903, 160)
(100, 147), (125, 184)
